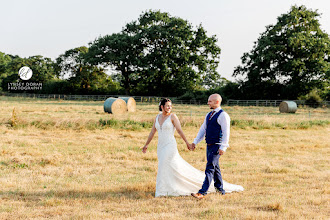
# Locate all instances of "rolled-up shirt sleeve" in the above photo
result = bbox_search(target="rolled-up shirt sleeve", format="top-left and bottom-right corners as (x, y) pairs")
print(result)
(218, 111), (230, 152)
(193, 114), (208, 145)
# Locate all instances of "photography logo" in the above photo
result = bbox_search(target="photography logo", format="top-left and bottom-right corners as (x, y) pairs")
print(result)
(7, 66), (42, 91)
(18, 66), (33, 80)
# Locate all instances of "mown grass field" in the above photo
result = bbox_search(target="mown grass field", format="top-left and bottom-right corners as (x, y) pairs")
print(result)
(0, 96), (329, 219)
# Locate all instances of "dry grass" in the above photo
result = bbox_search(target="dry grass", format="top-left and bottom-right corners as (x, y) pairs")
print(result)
(0, 96), (329, 219)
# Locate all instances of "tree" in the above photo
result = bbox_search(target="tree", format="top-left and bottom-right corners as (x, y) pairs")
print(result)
(24, 56), (55, 83)
(234, 5), (330, 99)
(55, 46), (88, 79)
(1, 54), (56, 92)
(87, 33), (141, 95)
(55, 46), (120, 94)
(87, 10), (221, 96)
(0, 52), (12, 91)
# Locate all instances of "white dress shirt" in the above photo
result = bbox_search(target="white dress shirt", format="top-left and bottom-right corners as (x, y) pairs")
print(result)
(193, 107), (230, 152)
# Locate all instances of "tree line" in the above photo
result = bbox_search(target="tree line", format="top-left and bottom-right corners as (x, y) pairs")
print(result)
(0, 6), (329, 102)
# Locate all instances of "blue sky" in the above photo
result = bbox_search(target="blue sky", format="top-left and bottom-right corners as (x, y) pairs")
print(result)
(1, 0), (329, 81)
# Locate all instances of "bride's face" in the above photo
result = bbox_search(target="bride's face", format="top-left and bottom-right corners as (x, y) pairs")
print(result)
(162, 102), (172, 113)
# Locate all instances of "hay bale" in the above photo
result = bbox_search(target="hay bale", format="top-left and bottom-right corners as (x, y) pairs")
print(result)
(104, 98), (127, 114)
(119, 97), (136, 112)
(279, 101), (297, 113)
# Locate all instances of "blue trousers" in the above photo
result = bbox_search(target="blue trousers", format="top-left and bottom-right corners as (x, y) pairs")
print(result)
(198, 144), (225, 195)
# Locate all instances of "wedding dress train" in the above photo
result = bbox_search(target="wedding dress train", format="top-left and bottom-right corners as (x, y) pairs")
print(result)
(155, 114), (244, 197)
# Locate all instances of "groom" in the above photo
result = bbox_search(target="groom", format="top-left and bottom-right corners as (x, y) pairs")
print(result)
(190, 93), (230, 199)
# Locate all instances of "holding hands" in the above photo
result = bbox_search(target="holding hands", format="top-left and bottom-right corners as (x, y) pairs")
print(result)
(186, 143), (192, 151)
(187, 143), (223, 155)
(143, 142), (221, 154)
(187, 143), (195, 151)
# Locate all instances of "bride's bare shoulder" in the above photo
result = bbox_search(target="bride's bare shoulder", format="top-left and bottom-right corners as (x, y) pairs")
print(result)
(154, 113), (160, 121)
(171, 113), (179, 120)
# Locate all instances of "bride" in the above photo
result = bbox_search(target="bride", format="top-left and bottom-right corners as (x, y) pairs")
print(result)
(142, 98), (243, 197)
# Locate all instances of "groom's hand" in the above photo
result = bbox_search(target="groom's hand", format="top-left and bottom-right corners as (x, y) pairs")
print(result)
(219, 149), (224, 155)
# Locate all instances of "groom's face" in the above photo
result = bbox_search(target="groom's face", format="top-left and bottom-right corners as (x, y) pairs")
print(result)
(208, 97), (218, 109)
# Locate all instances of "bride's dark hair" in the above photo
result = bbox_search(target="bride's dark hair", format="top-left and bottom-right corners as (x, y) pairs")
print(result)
(159, 98), (171, 111)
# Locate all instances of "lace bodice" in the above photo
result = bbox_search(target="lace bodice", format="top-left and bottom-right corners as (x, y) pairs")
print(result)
(155, 114), (176, 147)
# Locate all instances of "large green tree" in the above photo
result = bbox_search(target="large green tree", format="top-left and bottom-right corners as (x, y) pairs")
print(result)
(87, 33), (141, 95)
(55, 46), (120, 94)
(87, 10), (221, 96)
(234, 5), (330, 99)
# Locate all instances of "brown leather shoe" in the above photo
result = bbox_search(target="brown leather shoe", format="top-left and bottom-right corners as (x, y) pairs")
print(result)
(191, 193), (205, 199)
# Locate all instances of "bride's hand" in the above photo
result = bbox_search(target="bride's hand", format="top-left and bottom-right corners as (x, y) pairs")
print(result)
(142, 145), (148, 153)
(187, 143), (194, 151)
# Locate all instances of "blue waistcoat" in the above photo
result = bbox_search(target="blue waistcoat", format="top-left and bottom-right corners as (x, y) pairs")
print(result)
(205, 109), (223, 144)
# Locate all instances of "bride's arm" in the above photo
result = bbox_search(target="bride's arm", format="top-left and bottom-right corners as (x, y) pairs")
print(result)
(172, 114), (191, 150)
(142, 117), (157, 153)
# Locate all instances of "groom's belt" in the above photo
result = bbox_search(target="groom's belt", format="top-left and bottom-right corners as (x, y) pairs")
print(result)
(207, 143), (220, 146)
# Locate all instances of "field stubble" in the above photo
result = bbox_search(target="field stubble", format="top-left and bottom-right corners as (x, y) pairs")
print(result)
(0, 97), (329, 219)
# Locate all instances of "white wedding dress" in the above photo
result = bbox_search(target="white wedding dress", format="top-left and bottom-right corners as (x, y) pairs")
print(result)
(155, 114), (244, 197)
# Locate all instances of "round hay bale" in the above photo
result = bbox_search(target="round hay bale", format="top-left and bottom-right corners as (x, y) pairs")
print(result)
(279, 101), (297, 113)
(104, 98), (127, 114)
(119, 97), (136, 112)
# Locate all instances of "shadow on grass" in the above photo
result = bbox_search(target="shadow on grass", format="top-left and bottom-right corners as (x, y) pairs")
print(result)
(255, 202), (283, 212)
(0, 186), (155, 201)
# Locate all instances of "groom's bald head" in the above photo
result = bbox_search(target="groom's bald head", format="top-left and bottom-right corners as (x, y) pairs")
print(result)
(208, 94), (222, 109)
(210, 94), (222, 103)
